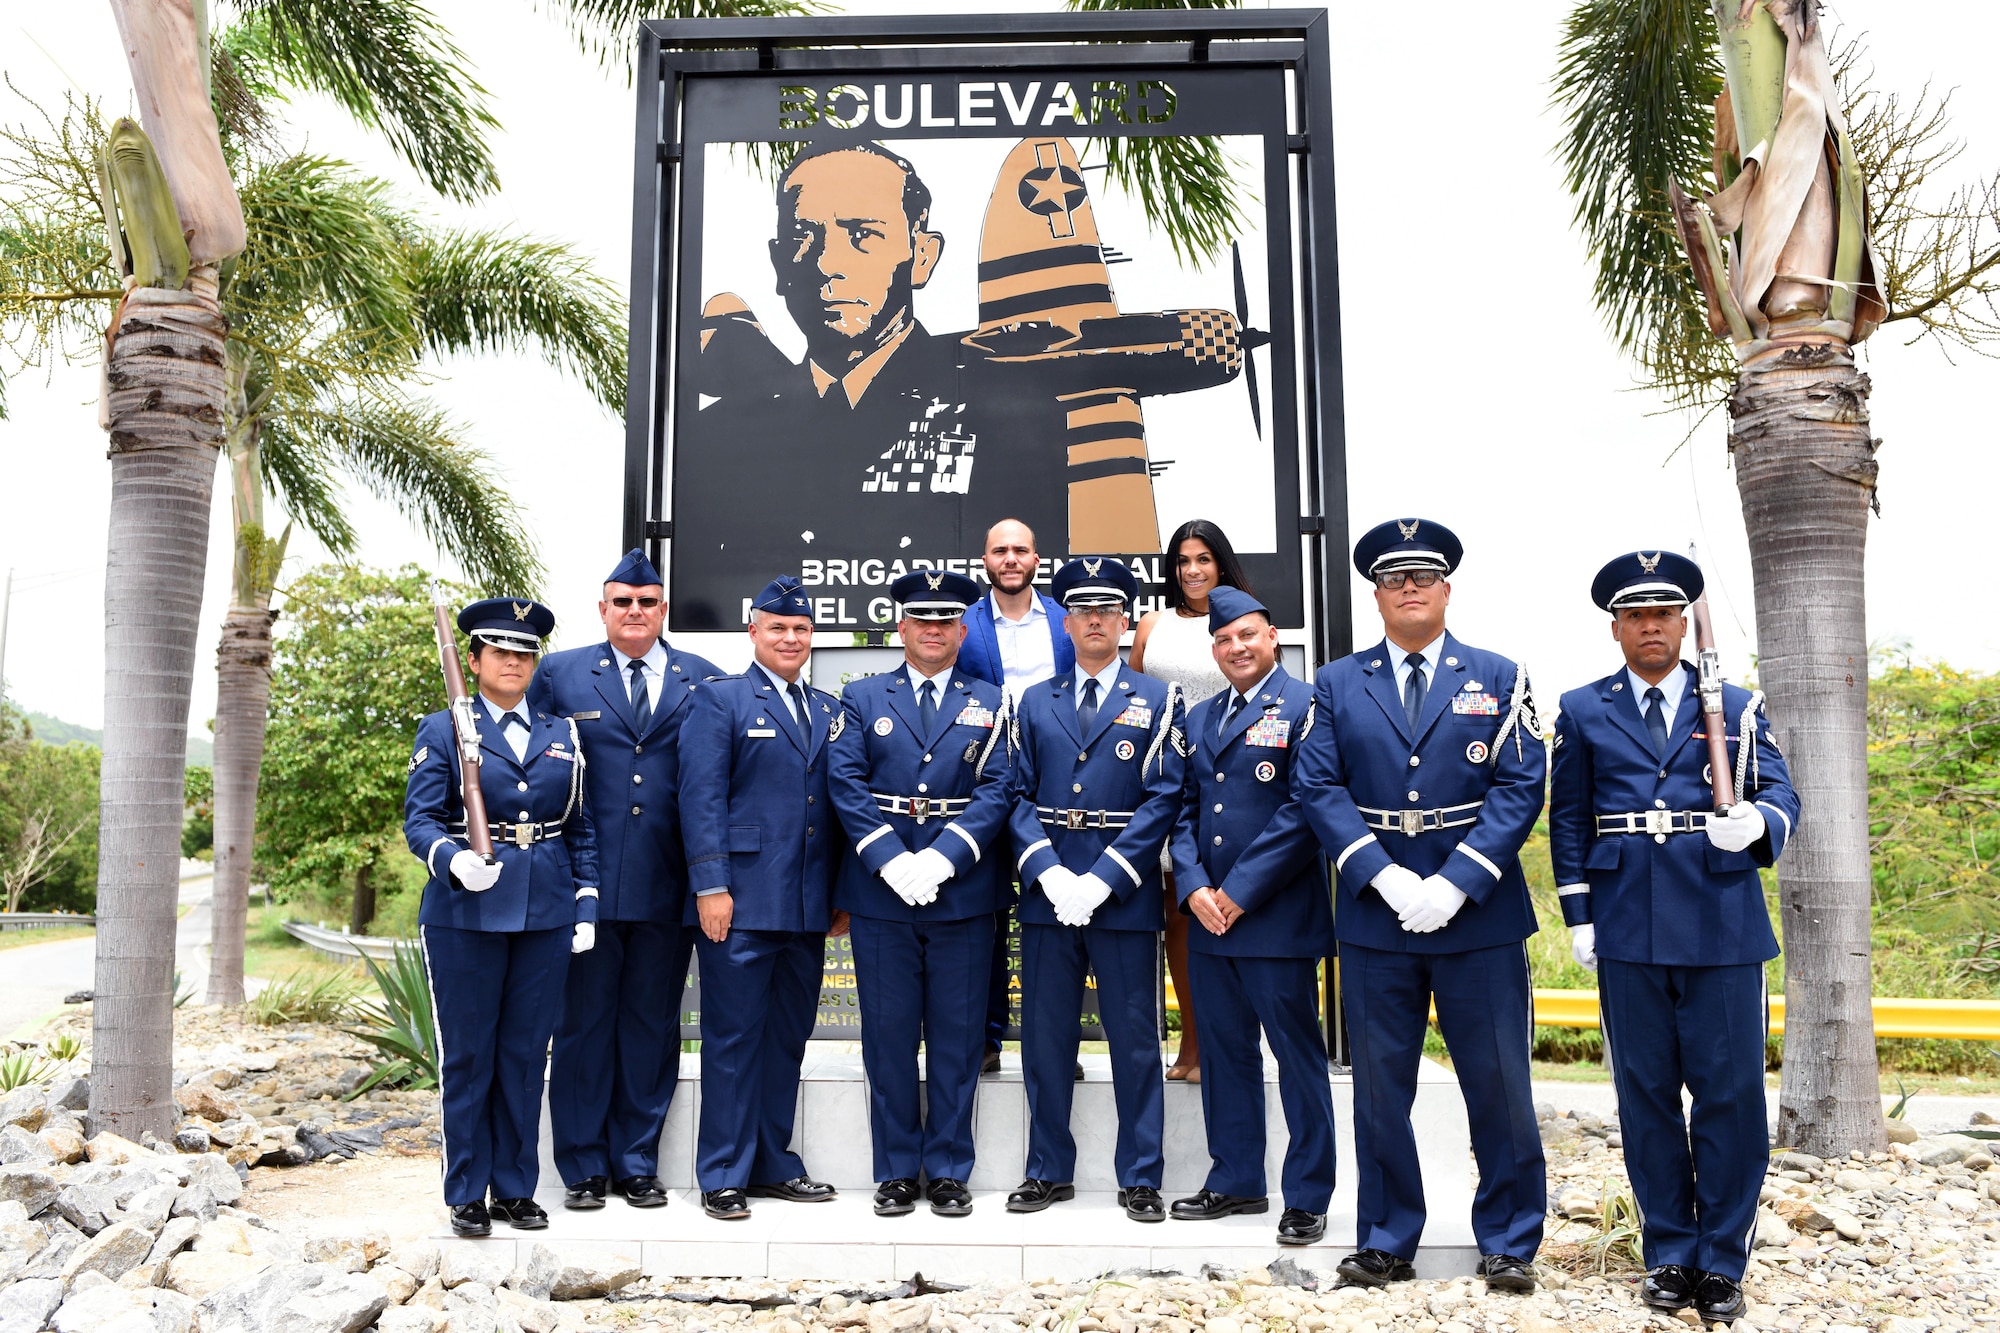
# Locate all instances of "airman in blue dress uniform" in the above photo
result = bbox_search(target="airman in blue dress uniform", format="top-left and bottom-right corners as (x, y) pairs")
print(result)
(1549, 552), (1798, 1324)
(1296, 519), (1546, 1294)
(1167, 587), (1338, 1248)
(828, 569), (1014, 1218)
(530, 549), (721, 1211)
(1004, 556), (1187, 1223)
(678, 575), (845, 1220)
(404, 598), (599, 1238)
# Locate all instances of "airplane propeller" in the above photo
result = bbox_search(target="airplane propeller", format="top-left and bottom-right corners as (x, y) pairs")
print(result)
(1232, 240), (1272, 439)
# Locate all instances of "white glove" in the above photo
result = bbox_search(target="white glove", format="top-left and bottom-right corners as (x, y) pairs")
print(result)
(1705, 802), (1767, 852)
(450, 850), (501, 892)
(1370, 863), (1424, 915)
(572, 922), (596, 954)
(1061, 872), (1114, 927)
(881, 850), (922, 896)
(1570, 923), (1596, 971)
(907, 847), (956, 905)
(1038, 864), (1081, 919)
(1399, 874), (1467, 934)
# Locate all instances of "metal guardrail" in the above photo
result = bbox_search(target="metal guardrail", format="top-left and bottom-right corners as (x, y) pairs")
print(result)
(1527, 989), (2000, 1042)
(279, 920), (409, 962)
(0, 913), (95, 930)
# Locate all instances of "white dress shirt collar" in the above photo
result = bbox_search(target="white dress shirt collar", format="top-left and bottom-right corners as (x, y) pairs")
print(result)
(1627, 662), (1690, 719)
(479, 695), (534, 762)
(906, 662), (953, 699)
(1075, 656), (1123, 711)
(1389, 631), (1449, 693)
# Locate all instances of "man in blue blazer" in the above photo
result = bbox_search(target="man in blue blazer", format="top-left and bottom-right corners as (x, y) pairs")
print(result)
(960, 519), (1075, 1067)
(529, 548), (720, 1211)
(678, 575), (845, 1221)
(1549, 552), (1798, 1324)
(1005, 556), (1186, 1223)
(828, 569), (1014, 1217)
(1167, 587), (1336, 1248)
(1296, 518), (1546, 1294)
(404, 598), (599, 1238)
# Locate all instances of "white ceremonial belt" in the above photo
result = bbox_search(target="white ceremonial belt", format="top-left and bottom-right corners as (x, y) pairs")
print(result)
(1037, 805), (1135, 831)
(873, 793), (970, 824)
(1595, 810), (1712, 836)
(1356, 801), (1483, 837)
(448, 818), (565, 849)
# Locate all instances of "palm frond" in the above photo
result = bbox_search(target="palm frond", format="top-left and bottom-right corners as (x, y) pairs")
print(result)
(259, 410), (359, 557)
(1093, 133), (1250, 268)
(401, 229), (627, 414)
(534, 0), (829, 70)
(1552, 0), (1733, 405)
(234, 0), (500, 202)
(280, 394), (546, 595)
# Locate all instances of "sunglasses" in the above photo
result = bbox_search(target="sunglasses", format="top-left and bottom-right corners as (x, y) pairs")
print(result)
(1373, 570), (1443, 590)
(608, 596), (663, 609)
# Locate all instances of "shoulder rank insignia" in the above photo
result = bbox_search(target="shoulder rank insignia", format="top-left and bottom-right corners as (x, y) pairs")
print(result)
(408, 746), (428, 775)
(828, 710), (848, 743)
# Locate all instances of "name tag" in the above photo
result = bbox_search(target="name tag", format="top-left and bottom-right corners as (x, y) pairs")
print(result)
(1452, 693), (1500, 716)
(1245, 718), (1290, 748)
(569, 710), (601, 721)
(747, 728), (777, 738)
(1113, 704), (1153, 728)
(954, 706), (996, 729)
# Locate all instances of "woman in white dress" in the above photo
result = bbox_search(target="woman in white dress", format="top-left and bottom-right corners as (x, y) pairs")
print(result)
(1129, 519), (1254, 1082)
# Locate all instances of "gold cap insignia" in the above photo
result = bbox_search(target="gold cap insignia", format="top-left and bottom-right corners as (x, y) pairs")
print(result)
(511, 601), (531, 621)
(1637, 553), (1661, 574)
(1397, 519), (1419, 540)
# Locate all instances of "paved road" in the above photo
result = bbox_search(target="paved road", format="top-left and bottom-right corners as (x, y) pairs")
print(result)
(1, 863), (218, 1039)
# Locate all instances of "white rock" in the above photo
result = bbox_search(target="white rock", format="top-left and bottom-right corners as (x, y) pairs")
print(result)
(170, 1187), (215, 1223)
(299, 1235), (371, 1274)
(183, 1156), (242, 1207)
(1877, 1320), (1929, 1333)
(1753, 1208), (1795, 1249)
(121, 1186), (177, 1233)
(511, 1245), (640, 1302)
(145, 1218), (200, 1268)
(496, 1288), (557, 1333)
(379, 1308), (445, 1333)
(0, 1089), (47, 1134)
(0, 1165), (59, 1217)
(0, 1278), (65, 1333)
(52, 1284), (151, 1333)
(439, 1244), (512, 1290)
(193, 1219), (255, 1256)
(197, 1262), (389, 1333)
(868, 1298), (935, 1333)
(148, 1288), (195, 1333)
(63, 1223), (158, 1285)
(1832, 1170), (1873, 1194)
(373, 1265), (419, 1305)
(0, 1125), (56, 1166)
(1938, 1188), (1980, 1214)
(384, 1242), (441, 1283)
(162, 1250), (271, 1299)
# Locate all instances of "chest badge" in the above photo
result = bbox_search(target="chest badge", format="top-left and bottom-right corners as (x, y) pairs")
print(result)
(875, 717), (894, 736)
(1465, 740), (1489, 764)
(1114, 739), (1136, 761)
(964, 742), (980, 763)
(1254, 761), (1277, 783)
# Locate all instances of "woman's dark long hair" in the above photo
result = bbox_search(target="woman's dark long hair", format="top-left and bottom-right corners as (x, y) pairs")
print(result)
(1162, 519), (1252, 610)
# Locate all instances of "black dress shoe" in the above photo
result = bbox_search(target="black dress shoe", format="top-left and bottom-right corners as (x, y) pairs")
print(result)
(613, 1174), (669, 1208)
(1478, 1254), (1536, 1293)
(1276, 1208), (1326, 1246)
(747, 1175), (836, 1202)
(1074, 1061), (1086, 1081)
(564, 1176), (607, 1210)
(1170, 1189), (1269, 1220)
(1118, 1186), (1165, 1222)
(981, 1049), (1002, 1075)
(873, 1178), (919, 1216)
(1336, 1248), (1415, 1287)
(1006, 1178), (1075, 1213)
(928, 1178), (973, 1217)
(487, 1197), (548, 1230)
(448, 1201), (490, 1237)
(702, 1188), (750, 1220)
(1640, 1265), (1697, 1311)
(1694, 1272), (1747, 1322)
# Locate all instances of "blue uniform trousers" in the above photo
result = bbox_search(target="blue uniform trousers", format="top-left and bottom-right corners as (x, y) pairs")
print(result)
(850, 912), (994, 1182)
(1341, 941), (1545, 1260)
(693, 928), (822, 1190)
(1020, 923), (1163, 1188)
(1598, 959), (1769, 1279)
(421, 923), (571, 1205)
(985, 903), (1015, 1052)
(549, 919), (694, 1184)
(1189, 952), (1337, 1213)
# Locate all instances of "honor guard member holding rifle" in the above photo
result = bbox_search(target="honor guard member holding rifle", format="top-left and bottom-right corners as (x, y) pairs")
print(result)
(828, 569), (1014, 1218)
(678, 576), (845, 1221)
(1297, 519), (1547, 1294)
(1005, 556), (1187, 1223)
(1549, 552), (1797, 1324)
(531, 549), (720, 1211)
(404, 598), (599, 1238)
(1167, 586), (1338, 1248)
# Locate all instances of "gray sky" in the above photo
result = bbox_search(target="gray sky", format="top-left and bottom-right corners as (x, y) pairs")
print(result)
(3, 1), (1997, 735)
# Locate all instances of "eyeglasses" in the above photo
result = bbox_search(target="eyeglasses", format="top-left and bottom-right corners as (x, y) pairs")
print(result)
(1373, 570), (1442, 591)
(608, 596), (663, 609)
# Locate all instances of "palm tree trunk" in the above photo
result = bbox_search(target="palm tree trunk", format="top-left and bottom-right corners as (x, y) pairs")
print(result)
(1729, 325), (1886, 1158)
(94, 272), (227, 1138)
(208, 604), (275, 1004)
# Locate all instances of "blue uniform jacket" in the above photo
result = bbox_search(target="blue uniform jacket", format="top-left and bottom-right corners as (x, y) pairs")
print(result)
(528, 640), (721, 923)
(1008, 663), (1186, 932)
(677, 670), (841, 933)
(957, 591), (1074, 691)
(1296, 634), (1545, 953)
(404, 704), (601, 933)
(1170, 666), (1332, 959)
(1548, 664), (1797, 966)
(827, 665), (1015, 922)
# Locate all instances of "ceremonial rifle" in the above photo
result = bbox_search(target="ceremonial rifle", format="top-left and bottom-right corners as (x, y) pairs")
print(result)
(433, 603), (495, 861)
(1686, 547), (1734, 814)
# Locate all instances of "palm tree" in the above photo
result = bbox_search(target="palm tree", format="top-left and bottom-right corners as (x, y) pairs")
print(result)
(1555, 0), (2000, 1155)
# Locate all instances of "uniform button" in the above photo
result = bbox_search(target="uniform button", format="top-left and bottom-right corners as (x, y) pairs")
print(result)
(1215, 773), (1225, 782)
(633, 774), (643, 784)
(1079, 752), (1088, 762)
(1654, 799), (1667, 809)
(1212, 835), (1223, 846)
(807, 826), (815, 836)
(1658, 770), (1667, 778)
(1408, 756), (1420, 768)
(518, 810), (531, 820)
(517, 781), (528, 792)
(1212, 803), (1223, 814)
(635, 745), (644, 755)
(917, 784), (928, 794)
(923, 754), (932, 763)
(807, 765), (814, 774)
(807, 795), (815, 804)
(631, 805), (642, 816)
(1407, 791), (1420, 802)
(1654, 833), (1667, 844)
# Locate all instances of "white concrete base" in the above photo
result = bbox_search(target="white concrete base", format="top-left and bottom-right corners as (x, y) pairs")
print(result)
(454, 1047), (1479, 1281)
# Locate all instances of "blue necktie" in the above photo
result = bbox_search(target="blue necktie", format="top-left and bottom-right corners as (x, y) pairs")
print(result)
(1219, 693), (1245, 739)
(1644, 686), (1669, 757)
(788, 681), (811, 742)
(1078, 678), (1100, 733)
(919, 679), (938, 734)
(627, 659), (651, 733)
(1402, 653), (1427, 732)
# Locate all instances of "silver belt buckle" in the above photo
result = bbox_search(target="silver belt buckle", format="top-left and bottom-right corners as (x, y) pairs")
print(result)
(910, 797), (931, 823)
(1065, 809), (1088, 831)
(1399, 809), (1424, 837)
(1644, 809), (1670, 836)
(514, 822), (534, 849)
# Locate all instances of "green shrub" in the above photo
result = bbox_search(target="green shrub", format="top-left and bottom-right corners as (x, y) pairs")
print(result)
(346, 941), (438, 1095)
(248, 968), (365, 1026)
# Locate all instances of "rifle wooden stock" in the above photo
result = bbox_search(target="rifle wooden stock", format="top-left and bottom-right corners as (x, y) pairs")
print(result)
(433, 604), (494, 860)
(1687, 593), (1735, 813)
